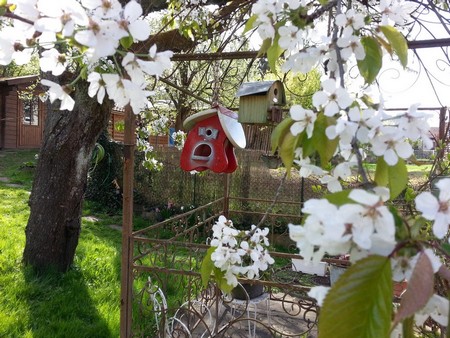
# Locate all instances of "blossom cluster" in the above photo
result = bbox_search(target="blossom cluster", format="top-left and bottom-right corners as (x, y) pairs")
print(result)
(1, 0), (173, 114)
(253, 0), (432, 194)
(248, 0), (450, 330)
(209, 216), (274, 288)
(289, 188), (396, 264)
(251, 0), (413, 76)
(290, 99), (432, 192)
(171, 130), (187, 151)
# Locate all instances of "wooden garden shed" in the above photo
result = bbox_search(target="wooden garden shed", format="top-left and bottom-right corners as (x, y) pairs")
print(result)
(0, 75), (46, 149)
(0, 75), (137, 150)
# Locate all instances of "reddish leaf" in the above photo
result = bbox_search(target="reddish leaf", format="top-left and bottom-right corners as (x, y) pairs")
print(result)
(394, 252), (434, 326)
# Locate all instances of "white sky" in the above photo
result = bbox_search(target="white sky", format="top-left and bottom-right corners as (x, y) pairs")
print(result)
(369, 7), (450, 127)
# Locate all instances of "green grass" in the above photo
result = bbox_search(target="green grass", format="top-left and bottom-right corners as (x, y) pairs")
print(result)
(363, 162), (432, 174)
(0, 150), (122, 338)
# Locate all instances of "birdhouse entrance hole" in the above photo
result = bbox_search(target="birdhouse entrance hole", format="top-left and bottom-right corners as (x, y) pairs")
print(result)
(192, 143), (212, 161)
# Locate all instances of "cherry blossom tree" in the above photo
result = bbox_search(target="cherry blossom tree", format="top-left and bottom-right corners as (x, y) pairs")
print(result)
(3, 0), (450, 336)
(247, 0), (450, 336)
(0, 0), (234, 272)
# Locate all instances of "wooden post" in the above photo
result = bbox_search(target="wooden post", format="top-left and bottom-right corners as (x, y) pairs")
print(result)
(120, 105), (135, 338)
(223, 173), (230, 217)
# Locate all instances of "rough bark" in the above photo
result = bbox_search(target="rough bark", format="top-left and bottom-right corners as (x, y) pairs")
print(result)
(23, 81), (112, 271)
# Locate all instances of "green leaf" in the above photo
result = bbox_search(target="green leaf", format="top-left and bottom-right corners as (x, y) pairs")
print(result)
(79, 66), (88, 81)
(442, 243), (450, 256)
(213, 268), (234, 293)
(244, 14), (258, 34)
(200, 247), (215, 288)
(258, 38), (272, 57)
(324, 190), (352, 206)
(401, 316), (414, 338)
(379, 25), (408, 68)
(120, 35), (134, 49)
(267, 32), (284, 73)
(389, 206), (408, 240)
(375, 35), (392, 55)
(279, 132), (300, 173)
(319, 255), (392, 338)
(271, 117), (294, 153)
(388, 158), (408, 199)
(374, 156), (388, 187)
(357, 36), (383, 84)
(311, 113), (338, 167)
(374, 157), (408, 200)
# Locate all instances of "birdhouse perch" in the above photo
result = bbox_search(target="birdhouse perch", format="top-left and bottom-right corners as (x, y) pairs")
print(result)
(236, 80), (286, 124)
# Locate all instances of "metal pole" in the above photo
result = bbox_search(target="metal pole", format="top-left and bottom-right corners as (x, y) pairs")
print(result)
(120, 105), (135, 338)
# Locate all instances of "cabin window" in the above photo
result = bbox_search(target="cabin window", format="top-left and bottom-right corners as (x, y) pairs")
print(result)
(22, 96), (39, 126)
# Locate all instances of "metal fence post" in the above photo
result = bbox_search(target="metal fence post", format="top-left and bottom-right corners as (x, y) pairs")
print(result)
(120, 105), (135, 338)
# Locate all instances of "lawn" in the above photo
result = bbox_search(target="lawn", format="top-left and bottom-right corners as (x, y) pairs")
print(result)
(0, 150), (433, 337)
(0, 150), (122, 338)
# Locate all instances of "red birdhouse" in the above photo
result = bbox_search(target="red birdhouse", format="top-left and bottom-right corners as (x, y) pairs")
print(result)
(180, 106), (246, 173)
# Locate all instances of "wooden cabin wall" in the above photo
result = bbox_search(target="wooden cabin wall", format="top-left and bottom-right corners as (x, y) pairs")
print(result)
(4, 86), (18, 149)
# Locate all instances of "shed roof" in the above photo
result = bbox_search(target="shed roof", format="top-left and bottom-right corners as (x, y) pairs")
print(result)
(0, 74), (39, 86)
(236, 80), (280, 97)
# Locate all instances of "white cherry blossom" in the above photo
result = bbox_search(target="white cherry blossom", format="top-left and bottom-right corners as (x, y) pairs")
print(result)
(335, 9), (365, 34)
(87, 72), (107, 104)
(0, 33), (16, 65)
(35, 0), (89, 37)
(290, 199), (350, 263)
(379, 0), (415, 26)
(278, 25), (302, 51)
(415, 294), (449, 327)
(289, 105), (316, 138)
(120, 0), (151, 41)
(337, 34), (365, 60)
(122, 52), (146, 85)
(371, 127), (413, 165)
(39, 48), (69, 76)
(293, 148), (325, 178)
(82, 0), (122, 19)
(41, 79), (75, 111)
(74, 18), (127, 61)
(282, 47), (322, 74)
(313, 78), (353, 116)
(308, 286), (330, 307)
(398, 104), (433, 149)
(415, 178), (450, 239)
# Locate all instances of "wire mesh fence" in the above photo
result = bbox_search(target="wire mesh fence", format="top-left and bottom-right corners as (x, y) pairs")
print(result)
(133, 148), (322, 217)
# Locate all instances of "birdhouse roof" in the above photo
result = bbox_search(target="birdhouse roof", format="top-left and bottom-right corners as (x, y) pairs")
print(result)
(236, 80), (282, 97)
(183, 107), (246, 149)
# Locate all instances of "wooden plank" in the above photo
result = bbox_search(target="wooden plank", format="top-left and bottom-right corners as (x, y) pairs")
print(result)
(4, 91), (17, 148)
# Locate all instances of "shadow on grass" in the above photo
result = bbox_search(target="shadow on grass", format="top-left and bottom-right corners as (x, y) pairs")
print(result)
(22, 264), (113, 338)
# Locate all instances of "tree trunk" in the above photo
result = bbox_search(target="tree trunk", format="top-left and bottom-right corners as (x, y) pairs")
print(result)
(23, 81), (112, 272)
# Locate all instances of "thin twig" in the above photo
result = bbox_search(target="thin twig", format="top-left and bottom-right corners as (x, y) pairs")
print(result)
(4, 12), (34, 26)
(253, 170), (288, 231)
(352, 137), (370, 185)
